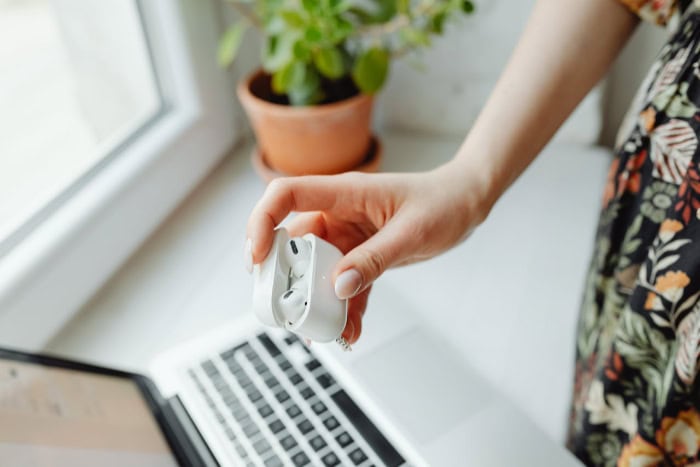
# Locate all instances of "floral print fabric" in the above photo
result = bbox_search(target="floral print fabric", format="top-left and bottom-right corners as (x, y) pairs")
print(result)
(567, 2), (700, 466)
(617, 0), (679, 26)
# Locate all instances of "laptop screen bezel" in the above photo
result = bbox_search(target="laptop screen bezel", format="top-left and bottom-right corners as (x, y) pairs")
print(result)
(0, 346), (189, 466)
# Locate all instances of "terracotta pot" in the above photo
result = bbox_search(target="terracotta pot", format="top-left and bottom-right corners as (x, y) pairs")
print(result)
(237, 70), (374, 176)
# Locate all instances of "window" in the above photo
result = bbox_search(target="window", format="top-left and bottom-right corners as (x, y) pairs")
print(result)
(0, 0), (240, 349)
(0, 0), (160, 249)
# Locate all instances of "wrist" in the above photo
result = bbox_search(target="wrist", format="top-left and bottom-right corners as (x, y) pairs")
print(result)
(432, 151), (502, 227)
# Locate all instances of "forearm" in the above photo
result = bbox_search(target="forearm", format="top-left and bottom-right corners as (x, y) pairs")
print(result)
(446, 0), (639, 212)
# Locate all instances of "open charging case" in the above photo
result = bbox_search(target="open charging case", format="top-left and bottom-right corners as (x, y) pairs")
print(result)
(252, 228), (348, 343)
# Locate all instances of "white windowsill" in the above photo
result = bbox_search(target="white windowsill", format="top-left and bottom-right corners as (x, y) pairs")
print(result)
(44, 131), (611, 446)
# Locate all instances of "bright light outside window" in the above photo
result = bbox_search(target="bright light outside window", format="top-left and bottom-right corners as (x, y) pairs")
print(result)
(0, 0), (160, 251)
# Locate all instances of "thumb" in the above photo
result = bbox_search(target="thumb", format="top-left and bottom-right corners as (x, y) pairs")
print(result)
(333, 218), (413, 299)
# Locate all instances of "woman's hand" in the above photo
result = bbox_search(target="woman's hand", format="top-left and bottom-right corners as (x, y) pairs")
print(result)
(245, 161), (494, 344)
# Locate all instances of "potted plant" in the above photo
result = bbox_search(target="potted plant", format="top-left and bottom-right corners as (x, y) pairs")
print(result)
(219, 0), (475, 178)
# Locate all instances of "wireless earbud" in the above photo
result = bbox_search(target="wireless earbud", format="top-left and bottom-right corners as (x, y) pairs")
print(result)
(278, 286), (308, 325)
(252, 228), (349, 346)
(284, 237), (311, 278)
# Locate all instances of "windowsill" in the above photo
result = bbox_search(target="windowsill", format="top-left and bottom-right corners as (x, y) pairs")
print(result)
(45, 131), (611, 445)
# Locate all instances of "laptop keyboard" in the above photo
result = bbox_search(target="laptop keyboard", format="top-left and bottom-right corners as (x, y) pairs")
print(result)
(187, 331), (406, 467)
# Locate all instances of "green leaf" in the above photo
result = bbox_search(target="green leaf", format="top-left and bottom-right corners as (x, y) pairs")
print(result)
(462, 0), (475, 13)
(329, 17), (353, 43)
(302, 0), (319, 12)
(262, 33), (298, 72)
(352, 48), (389, 94)
(314, 47), (344, 79)
(330, 0), (353, 12)
(304, 26), (323, 43)
(272, 60), (306, 94)
(350, 0), (396, 23)
(218, 22), (247, 68)
(397, 0), (410, 14)
(288, 67), (323, 105)
(280, 10), (306, 28)
(293, 41), (312, 62)
(431, 11), (447, 34)
(400, 27), (430, 47)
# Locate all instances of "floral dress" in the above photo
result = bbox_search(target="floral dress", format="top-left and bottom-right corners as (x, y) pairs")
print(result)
(566, 0), (700, 465)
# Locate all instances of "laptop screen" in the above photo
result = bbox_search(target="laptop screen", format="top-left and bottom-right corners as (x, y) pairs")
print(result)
(0, 355), (178, 467)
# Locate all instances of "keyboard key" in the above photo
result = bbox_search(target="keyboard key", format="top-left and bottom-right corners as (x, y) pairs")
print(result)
(220, 343), (247, 361)
(297, 419), (314, 435)
(331, 390), (405, 467)
(264, 375), (279, 389)
(286, 404), (302, 418)
(284, 335), (299, 346)
(316, 373), (335, 389)
(309, 434), (327, 452)
(226, 360), (243, 372)
(268, 418), (285, 434)
(248, 390), (263, 403)
(258, 404), (274, 418)
(264, 455), (283, 467)
(242, 423), (259, 438)
(299, 386), (314, 400)
(322, 416), (339, 431)
(305, 359), (321, 372)
(249, 355), (263, 367)
(232, 407), (248, 422)
(279, 433), (297, 451)
(258, 333), (282, 357)
(241, 343), (256, 359)
(234, 443), (247, 458)
(291, 451), (310, 466)
(253, 438), (271, 456)
(275, 390), (290, 403)
(311, 401), (327, 415)
(349, 447), (368, 465)
(335, 431), (353, 447)
(201, 360), (219, 376)
(278, 359), (292, 371)
(288, 372), (303, 385)
(221, 391), (237, 406)
(239, 377), (253, 388)
(321, 452), (340, 466)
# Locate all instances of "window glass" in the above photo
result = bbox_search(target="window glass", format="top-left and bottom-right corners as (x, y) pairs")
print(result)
(0, 0), (160, 248)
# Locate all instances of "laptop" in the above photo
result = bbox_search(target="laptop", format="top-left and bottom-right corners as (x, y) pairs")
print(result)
(0, 284), (582, 466)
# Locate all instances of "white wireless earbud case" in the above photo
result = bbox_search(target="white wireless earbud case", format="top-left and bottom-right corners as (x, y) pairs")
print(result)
(252, 228), (348, 343)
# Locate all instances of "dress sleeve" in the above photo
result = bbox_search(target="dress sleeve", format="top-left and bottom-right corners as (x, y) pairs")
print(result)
(616, 0), (678, 26)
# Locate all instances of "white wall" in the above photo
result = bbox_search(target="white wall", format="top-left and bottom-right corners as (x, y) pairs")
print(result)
(379, 1), (671, 147)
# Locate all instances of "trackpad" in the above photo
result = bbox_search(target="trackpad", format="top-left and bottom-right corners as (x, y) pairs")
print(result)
(349, 328), (494, 444)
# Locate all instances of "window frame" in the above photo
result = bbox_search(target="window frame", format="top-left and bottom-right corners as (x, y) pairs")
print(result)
(0, 0), (240, 350)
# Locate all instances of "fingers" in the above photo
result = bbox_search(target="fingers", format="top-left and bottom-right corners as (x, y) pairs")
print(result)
(341, 286), (371, 344)
(333, 216), (415, 299)
(246, 177), (340, 264)
(284, 212), (328, 239)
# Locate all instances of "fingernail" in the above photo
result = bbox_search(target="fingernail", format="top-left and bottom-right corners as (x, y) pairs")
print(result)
(244, 238), (253, 274)
(335, 269), (362, 299)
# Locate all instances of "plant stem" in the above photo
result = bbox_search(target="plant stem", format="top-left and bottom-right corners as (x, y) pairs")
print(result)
(225, 0), (262, 28)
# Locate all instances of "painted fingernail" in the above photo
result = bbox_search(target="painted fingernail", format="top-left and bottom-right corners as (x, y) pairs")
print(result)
(244, 238), (253, 274)
(335, 269), (362, 299)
